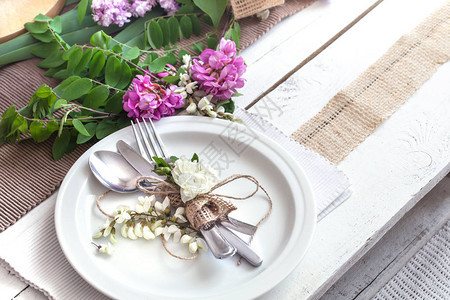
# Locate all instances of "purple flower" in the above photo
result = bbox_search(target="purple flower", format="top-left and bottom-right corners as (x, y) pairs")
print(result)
(123, 75), (184, 120)
(91, 0), (132, 27)
(191, 39), (246, 101)
(130, 0), (156, 17)
(158, 0), (180, 15)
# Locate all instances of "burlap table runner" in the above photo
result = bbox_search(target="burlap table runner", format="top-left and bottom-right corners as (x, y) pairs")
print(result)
(0, 0), (315, 231)
(291, 1), (450, 164)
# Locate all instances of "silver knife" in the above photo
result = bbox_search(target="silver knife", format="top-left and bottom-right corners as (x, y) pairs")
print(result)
(117, 140), (154, 176)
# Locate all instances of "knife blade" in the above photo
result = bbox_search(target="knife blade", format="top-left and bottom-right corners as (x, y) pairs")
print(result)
(116, 140), (154, 176)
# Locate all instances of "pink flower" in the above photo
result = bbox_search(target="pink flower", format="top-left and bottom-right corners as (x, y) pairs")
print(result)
(191, 39), (246, 101)
(123, 75), (184, 120)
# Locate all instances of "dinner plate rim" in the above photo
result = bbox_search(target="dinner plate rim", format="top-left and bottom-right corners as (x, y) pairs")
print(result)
(55, 115), (316, 299)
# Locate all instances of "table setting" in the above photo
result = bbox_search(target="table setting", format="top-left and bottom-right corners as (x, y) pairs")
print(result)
(0, 0), (449, 299)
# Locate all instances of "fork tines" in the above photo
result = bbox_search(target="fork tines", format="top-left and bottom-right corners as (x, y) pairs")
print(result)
(130, 118), (169, 162)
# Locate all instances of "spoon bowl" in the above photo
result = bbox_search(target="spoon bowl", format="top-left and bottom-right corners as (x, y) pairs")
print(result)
(89, 151), (141, 193)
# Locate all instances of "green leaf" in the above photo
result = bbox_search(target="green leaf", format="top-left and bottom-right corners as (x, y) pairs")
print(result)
(35, 85), (52, 98)
(31, 41), (60, 58)
(76, 122), (97, 144)
(230, 29), (240, 48)
(104, 92), (125, 114)
(37, 50), (65, 68)
(52, 130), (71, 160)
(78, 0), (89, 24)
(61, 78), (93, 100)
(53, 76), (80, 96)
(83, 85), (110, 109)
(72, 119), (90, 136)
(180, 15), (192, 39)
(62, 45), (78, 60)
(53, 69), (71, 79)
(111, 44), (122, 54)
(34, 14), (52, 22)
(191, 153), (199, 162)
(147, 20), (163, 49)
(73, 48), (94, 74)
(116, 62), (132, 90)
(169, 156), (179, 163)
(168, 17), (179, 44)
(124, 46), (140, 60)
(49, 16), (62, 33)
(148, 56), (169, 73)
(67, 47), (83, 73)
(190, 15), (201, 36)
(157, 18), (170, 46)
(95, 118), (128, 139)
(90, 31), (110, 49)
(53, 99), (67, 110)
(191, 42), (205, 54)
(220, 99), (235, 113)
(152, 156), (170, 168)
(89, 51), (106, 78)
(193, 0), (227, 28)
(162, 76), (180, 84)
(178, 49), (190, 61)
(31, 31), (54, 43)
(105, 56), (122, 87)
(24, 22), (49, 34)
(30, 121), (53, 142)
(163, 52), (177, 65)
(207, 34), (218, 49)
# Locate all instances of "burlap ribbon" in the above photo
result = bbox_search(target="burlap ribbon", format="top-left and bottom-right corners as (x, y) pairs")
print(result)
(136, 174), (265, 231)
(230, 0), (285, 19)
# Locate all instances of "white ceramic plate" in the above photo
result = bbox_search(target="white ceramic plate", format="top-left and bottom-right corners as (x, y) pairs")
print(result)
(55, 116), (316, 300)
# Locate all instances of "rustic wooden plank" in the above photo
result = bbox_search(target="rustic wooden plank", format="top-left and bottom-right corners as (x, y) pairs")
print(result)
(252, 0), (450, 298)
(322, 176), (450, 299)
(239, 0), (383, 108)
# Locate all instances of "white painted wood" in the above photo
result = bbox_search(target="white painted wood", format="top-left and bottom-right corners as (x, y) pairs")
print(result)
(322, 176), (450, 299)
(250, 0), (450, 298)
(14, 286), (48, 300)
(238, 0), (382, 108)
(0, 266), (28, 299)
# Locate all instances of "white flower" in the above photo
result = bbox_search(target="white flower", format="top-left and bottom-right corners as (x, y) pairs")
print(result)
(98, 243), (115, 255)
(185, 81), (197, 94)
(173, 207), (187, 223)
(217, 106), (225, 113)
(182, 54), (192, 69)
(154, 226), (164, 236)
(127, 225), (137, 239)
(151, 220), (163, 231)
(115, 206), (131, 224)
(181, 235), (208, 253)
(186, 102), (197, 114)
(120, 224), (128, 238)
(135, 196), (155, 213)
(179, 73), (190, 85)
(162, 225), (181, 242)
(92, 232), (102, 239)
(143, 225), (156, 240)
(198, 95), (213, 110)
(256, 9), (270, 21)
(154, 197), (170, 214)
(171, 156), (220, 202)
(134, 222), (143, 238)
(206, 109), (217, 118)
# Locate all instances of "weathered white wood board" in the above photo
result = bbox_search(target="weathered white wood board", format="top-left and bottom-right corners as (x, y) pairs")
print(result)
(251, 0), (450, 298)
(322, 175), (450, 299)
(239, 0), (382, 108)
(0, 266), (28, 299)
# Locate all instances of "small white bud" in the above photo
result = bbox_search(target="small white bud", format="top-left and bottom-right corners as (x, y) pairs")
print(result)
(186, 102), (197, 114)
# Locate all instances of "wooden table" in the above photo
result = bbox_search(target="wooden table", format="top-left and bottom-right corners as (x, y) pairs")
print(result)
(1, 0), (449, 298)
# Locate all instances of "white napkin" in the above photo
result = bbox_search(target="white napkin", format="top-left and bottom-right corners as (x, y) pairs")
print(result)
(0, 112), (350, 299)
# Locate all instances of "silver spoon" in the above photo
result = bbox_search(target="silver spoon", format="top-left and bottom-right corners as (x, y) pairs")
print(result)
(89, 151), (142, 193)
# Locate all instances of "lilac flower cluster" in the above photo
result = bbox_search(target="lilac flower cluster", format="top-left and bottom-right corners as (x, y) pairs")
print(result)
(91, 0), (179, 27)
(191, 39), (246, 101)
(123, 75), (184, 120)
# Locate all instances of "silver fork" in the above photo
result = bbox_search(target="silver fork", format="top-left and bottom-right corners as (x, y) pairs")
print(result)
(130, 117), (237, 260)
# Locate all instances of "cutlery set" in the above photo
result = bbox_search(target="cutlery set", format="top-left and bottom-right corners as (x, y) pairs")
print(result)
(89, 118), (263, 266)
